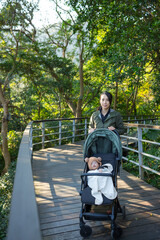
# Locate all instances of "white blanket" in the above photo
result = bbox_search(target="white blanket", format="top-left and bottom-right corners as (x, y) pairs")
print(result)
(87, 163), (117, 205)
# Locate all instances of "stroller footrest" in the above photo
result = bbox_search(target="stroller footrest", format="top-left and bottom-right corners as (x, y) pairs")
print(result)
(83, 212), (111, 221)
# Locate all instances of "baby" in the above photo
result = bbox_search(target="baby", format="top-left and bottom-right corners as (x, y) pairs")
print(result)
(84, 156), (117, 205)
(85, 156), (102, 171)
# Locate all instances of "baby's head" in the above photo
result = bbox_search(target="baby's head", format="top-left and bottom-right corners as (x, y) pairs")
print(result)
(85, 156), (102, 170)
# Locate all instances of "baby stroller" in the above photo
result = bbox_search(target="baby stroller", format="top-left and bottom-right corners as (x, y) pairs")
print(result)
(79, 129), (126, 239)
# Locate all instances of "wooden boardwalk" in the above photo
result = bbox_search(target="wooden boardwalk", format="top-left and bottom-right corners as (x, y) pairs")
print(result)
(32, 141), (160, 240)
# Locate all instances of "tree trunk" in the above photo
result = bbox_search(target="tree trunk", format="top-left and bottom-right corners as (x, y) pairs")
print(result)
(76, 39), (84, 118)
(0, 84), (11, 175)
(114, 80), (118, 110)
(114, 65), (124, 110)
(129, 86), (138, 115)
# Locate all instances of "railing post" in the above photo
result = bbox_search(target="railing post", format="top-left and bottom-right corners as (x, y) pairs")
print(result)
(137, 126), (144, 180)
(30, 124), (33, 156)
(72, 119), (75, 143)
(127, 117), (130, 147)
(41, 122), (45, 149)
(85, 118), (87, 139)
(59, 120), (62, 145)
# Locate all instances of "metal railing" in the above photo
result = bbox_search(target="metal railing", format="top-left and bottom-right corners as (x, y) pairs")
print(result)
(7, 117), (160, 240)
(122, 123), (160, 179)
(32, 118), (88, 149)
(31, 116), (159, 149)
(31, 118), (160, 178)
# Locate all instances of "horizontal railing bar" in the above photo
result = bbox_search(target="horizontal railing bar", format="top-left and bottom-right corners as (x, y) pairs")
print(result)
(33, 116), (159, 124)
(121, 135), (138, 141)
(33, 142), (43, 146)
(33, 134), (87, 146)
(74, 133), (86, 138)
(122, 156), (139, 166)
(33, 117), (88, 123)
(33, 130), (86, 137)
(32, 128), (42, 131)
(122, 146), (160, 160)
(141, 152), (160, 161)
(141, 139), (160, 146)
(40, 132), (59, 137)
(75, 128), (85, 131)
(33, 136), (75, 145)
(142, 165), (160, 175)
(32, 126), (58, 131)
(123, 118), (159, 122)
(43, 126), (59, 129)
(124, 123), (160, 130)
(32, 135), (43, 138)
(33, 139), (58, 145)
(122, 156), (160, 175)
(122, 146), (139, 153)
(60, 130), (73, 134)
(121, 136), (160, 146)
(32, 132), (59, 138)
(61, 124), (73, 127)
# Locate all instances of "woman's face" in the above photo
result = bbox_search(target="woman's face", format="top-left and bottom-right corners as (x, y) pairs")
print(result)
(100, 94), (110, 110)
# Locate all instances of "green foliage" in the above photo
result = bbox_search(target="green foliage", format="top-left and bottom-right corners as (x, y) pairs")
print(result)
(8, 131), (22, 160)
(144, 171), (160, 189)
(68, 0), (160, 115)
(1, 0), (160, 123)
(0, 131), (22, 174)
(143, 128), (160, 142)
(0, 161), (16, 240)
(123, 161), (139, 176)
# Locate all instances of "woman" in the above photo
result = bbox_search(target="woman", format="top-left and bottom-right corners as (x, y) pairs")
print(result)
(88, 91), (125, 135)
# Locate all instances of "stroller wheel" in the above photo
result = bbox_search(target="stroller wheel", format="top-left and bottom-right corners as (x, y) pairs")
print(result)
(122, 206), (126, 219)
(80, 225), (92, 237)
(111, 225), (122, 239)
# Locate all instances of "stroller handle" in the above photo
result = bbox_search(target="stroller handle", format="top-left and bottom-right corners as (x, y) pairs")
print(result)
(81, 172), (113, 178)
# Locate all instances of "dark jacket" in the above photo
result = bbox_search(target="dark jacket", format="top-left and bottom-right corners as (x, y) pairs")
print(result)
(89, 109), (125, 135)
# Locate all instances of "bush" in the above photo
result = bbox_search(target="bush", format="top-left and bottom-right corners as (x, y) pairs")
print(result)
(0, 161), (16, 240)
(8, 130), (22, 160)
(0, 130), (22, 174)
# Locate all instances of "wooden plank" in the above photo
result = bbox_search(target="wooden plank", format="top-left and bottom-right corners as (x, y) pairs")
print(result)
(33, 140), (160, 240)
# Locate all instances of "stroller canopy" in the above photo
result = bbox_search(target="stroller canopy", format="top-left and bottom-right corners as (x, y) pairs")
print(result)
(83, 129), (122, 160)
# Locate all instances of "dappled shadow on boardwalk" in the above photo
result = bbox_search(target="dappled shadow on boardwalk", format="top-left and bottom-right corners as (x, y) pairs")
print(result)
(32, 141), (160, 240)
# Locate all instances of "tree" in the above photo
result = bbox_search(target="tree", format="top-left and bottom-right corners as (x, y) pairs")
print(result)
(0, 0), (37, 173)
(29, 16), (105, 118)
(68, 0), (160, 115)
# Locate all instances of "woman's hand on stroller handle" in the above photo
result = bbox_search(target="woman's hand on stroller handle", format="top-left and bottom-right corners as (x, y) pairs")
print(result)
(89, 126), (116, 134)
(88, 128), (95, 134)
(108, 126), (115, 131)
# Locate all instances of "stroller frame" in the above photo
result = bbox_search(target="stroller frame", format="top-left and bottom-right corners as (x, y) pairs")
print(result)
(79, 129), (126, 239)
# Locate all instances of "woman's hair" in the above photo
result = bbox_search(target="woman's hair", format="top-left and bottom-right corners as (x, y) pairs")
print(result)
(98, 91), (112, 110)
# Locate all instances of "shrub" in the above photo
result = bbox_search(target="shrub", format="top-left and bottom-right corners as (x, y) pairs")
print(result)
(0, 130), (22, 174)
(8, 130), (22, 160)
(0, 161), (16, 240)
